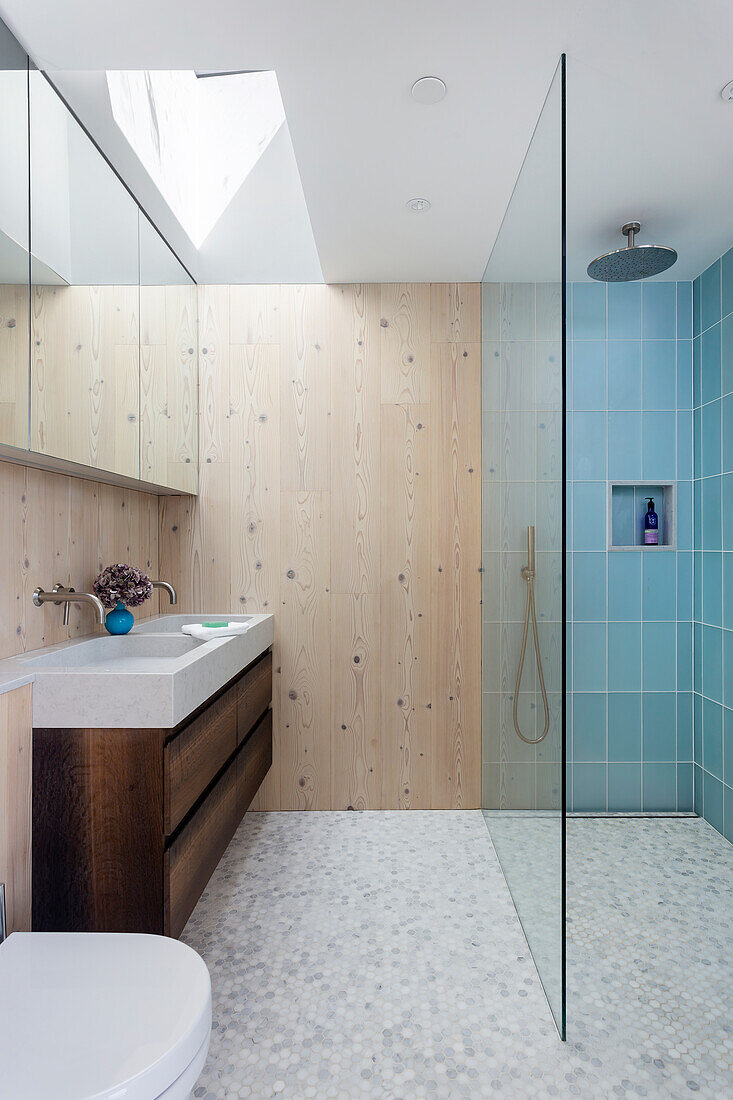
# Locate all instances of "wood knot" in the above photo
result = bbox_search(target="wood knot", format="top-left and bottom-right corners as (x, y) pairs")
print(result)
(287, 569), (295, 579)
(289, 690), (297, 700)
(380, 318), (388, 328)
(353, 655), (360, 664)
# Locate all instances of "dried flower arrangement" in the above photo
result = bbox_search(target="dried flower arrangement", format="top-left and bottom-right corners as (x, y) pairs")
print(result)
(93, 563), (153, 610)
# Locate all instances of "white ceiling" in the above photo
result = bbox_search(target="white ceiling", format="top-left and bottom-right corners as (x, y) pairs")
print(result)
(2, 0), (733, 283)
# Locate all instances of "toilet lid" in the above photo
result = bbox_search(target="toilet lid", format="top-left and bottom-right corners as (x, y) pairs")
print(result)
(0, 932), (212, 1100)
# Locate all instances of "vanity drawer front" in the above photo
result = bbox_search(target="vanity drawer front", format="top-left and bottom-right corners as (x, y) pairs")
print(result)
(237, 651), (273, 743)
(166, 754), (239, 938)
(165, 683), (238, 834)
(238, 709), (273, 816)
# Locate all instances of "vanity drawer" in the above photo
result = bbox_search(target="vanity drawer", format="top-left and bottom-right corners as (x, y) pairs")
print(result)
(165, 753), (239, 938)
(165, 682), (238, 834)
(238, 709), (273, 816)
(237, 651), (272, 743)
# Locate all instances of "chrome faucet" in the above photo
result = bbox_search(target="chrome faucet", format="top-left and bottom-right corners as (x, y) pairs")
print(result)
(151, 580), (177, 605)
(33, 583), (105, 626)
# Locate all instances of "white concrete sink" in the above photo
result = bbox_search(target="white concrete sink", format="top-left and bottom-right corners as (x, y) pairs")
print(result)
(12, 613), (274, 729)
(22, 633), (205, 668)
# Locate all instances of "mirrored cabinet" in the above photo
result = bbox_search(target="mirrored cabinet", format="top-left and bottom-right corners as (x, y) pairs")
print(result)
(0, 20), (198, 494)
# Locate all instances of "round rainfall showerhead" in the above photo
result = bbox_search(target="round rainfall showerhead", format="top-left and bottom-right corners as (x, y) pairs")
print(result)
(587, 222), (677, 282)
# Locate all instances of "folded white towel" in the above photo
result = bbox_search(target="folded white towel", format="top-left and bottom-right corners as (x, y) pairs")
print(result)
(182, 622), (252, 641)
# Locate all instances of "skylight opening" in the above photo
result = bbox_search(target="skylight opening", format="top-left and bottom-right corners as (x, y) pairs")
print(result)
(106, 69), (285, 249)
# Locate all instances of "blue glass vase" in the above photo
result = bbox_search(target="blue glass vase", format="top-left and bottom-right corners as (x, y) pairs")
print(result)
(105, 600), (134, 635)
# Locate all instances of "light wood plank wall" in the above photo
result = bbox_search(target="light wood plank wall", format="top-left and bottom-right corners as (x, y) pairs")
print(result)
(160, 283), (482, 810)
(0, 458), (162, 931)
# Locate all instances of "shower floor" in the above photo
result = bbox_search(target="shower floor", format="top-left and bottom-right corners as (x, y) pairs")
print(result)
(183, 811), (732, 1098)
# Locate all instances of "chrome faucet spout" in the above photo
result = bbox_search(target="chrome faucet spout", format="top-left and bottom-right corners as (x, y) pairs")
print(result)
(151, 580), (178, 605)
(33, 584), (106, 626)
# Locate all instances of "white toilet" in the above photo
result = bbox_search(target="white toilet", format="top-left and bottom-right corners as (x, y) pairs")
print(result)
(0, 931), (212, 1099)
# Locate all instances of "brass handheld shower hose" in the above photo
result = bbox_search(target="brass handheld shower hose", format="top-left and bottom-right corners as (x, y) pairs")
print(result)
(513, 525), (551, 745)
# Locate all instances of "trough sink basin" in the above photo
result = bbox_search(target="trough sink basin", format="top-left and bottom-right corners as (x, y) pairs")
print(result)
(14, 613), (274, 730)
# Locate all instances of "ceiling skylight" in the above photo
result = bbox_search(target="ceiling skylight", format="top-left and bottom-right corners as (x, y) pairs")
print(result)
(106, 69), (285, 248)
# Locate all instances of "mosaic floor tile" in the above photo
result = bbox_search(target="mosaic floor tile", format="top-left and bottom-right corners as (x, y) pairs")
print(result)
(182, 812), (732, 1098)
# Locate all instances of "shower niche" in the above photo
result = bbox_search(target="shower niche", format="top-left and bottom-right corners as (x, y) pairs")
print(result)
(608, 482), (676, 550)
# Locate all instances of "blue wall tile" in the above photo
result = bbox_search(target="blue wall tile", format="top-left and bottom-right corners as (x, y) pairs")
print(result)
(572, 282), (606, 339)
(573, 763), (606, 811)
(701, 322), (722, 405)
(677, 413), (693, 481)
(643, 762), (677, 811)
(677, 282), (693, 340)
(608, 692), (642, 761)
(642, 341), (676, 409)
(724, 395), (733, 472)
(677, 620), (693, 691)
(642, 691), (676, 761)
(677, 480), (693, 549)
(702, 553), (722, 627)
(722, 314), (733, 396)
(703, 771), (723, 833)
(694, 694), (703, 762)
(724, 554), (733, 630)
(677, 693), (693, 759)
(608, 553), (641, 620)
(694, 761), (704, 815)
(608, 282), (641, 340)
(700, 258), (721, 332)
(643, 282), (676, 340)
(724, 708), (733, 787)
(642, 412), (676, 481)
(724, 631), (733, 709)
(701, 401), (721, 477)
(572, 412), (606, 479)
(694, 621), (703, 694)
(701, 477), (722, 550)
(677, 554), (693, 622)
(572, 553), (607, 620)
(642, 551), (676, 620)
(608, 341), (641, 410)
(608, 763), (641, 811)
(703, 697), (723, 779)
(608, 413), (642, 480)
(702, 624), (722, 703)
(573, 341), (606, 410)
(677, 762), (694, 811)
(572, 693), (606, 761)
(677, 339), (692, 410)
(693, 338), (701, 408)
(724, 474), (733, 550)
(608, 622), (641, 690)
(572, 482), (606, 550)
(573, 623), (606, 691)
(642, 622), (676, 691)
(693, 276), (701, 338)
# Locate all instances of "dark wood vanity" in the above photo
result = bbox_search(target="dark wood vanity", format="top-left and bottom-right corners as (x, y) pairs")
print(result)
(32, 649), (272, 937)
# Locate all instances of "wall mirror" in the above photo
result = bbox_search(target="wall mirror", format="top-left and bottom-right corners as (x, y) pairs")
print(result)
(29, 70), (141, 479)
(0, 21), (30, 452)
(139, 211), (198, 494)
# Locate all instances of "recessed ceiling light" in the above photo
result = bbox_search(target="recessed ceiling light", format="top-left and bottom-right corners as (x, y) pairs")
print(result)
(411, 76), (447, 104)
(721, 79), (733, 101)
(406, 198), (431, 212)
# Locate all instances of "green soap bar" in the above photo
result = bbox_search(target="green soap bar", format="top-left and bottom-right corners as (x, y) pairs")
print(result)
(201, 621), (230, 628)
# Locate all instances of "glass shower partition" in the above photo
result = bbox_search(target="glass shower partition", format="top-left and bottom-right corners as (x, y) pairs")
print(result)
(481, 57), (566, 1036)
